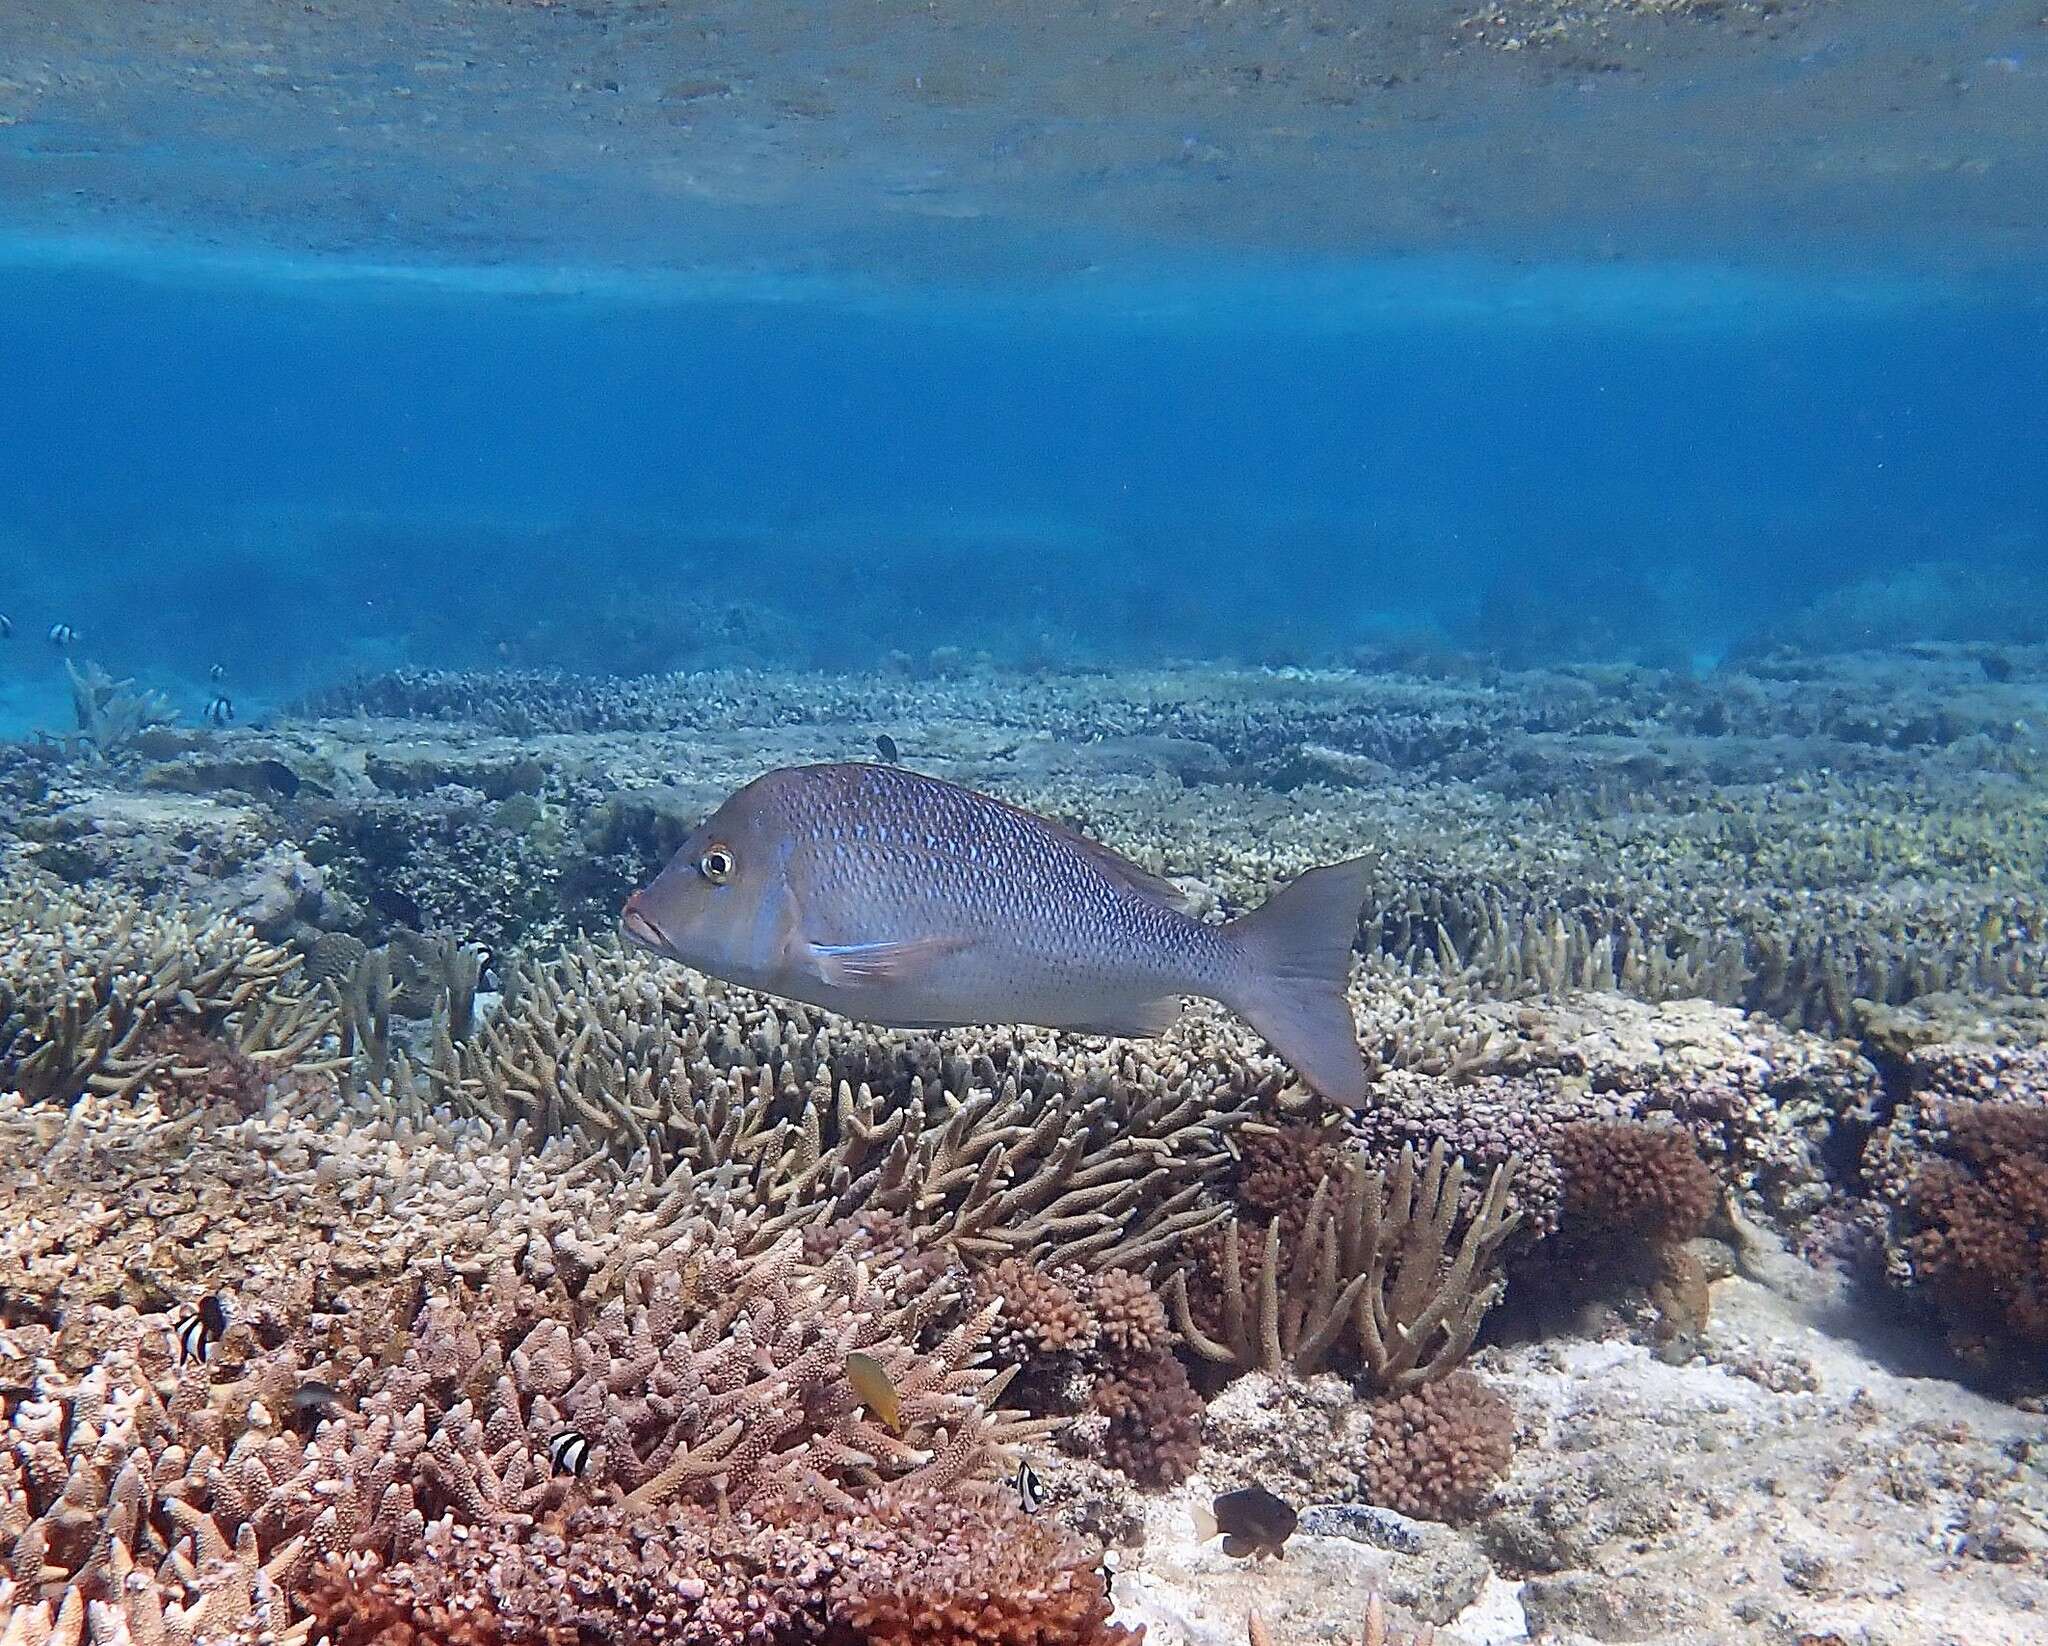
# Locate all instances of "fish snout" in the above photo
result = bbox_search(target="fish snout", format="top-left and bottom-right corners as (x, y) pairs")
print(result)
(619, 891), (669, 955)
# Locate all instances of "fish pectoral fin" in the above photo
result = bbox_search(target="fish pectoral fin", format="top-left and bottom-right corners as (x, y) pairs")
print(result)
(1067, 996), (1182, 1039)
(803, 936), (969, 988)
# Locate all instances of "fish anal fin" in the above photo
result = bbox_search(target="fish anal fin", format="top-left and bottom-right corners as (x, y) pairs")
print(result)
(806, 935), (969, 988)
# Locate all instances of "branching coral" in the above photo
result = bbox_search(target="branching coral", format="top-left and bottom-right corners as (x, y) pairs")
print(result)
(412, 938), (1255, 1270)
(1360, 1370), (1515, 1524)
(977, 1258), (1099, 1373)
(62, 658), (177, 754)
(1170, 1142), (1521, 1391)
(1551, 1121), (1718, 1245)
(2, 1207), (1048, 1642)
(0, 879), (332, 1106)
(832, 1484), (1138, 1645)
(1895, 1100), (2048, 1353)
(1091, 1351), (1203, 1487)
(302, 1483), (1134, 1646)
(1087, 1267), (1171, 1363)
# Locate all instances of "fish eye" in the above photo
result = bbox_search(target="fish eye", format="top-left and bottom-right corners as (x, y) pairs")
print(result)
(699, 844), (736, 884)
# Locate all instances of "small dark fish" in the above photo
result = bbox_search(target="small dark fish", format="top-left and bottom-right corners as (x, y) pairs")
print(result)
(1193, 1484), (1298, 1560)
(209, 663), (227, 682)
(1015, 1456), (1048, 1514)
(475, 946), (502, 991)
(874, 733), (899, 762)
(369, 885), (424, 928)
(204, 695), (235, 726)
(547, 1430), (591, 1477)
(47, 622), (78, 648)
(620, 764), (1374, 1105)
(845, 1351), (903, 1435)
(257, 758), (301, 798)
(174, 1294), (229, 1365)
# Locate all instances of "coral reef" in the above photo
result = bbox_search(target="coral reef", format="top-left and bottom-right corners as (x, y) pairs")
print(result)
(303, 1483), (1135, 1646)
(0, 1072), (1057, 1642)
(62, 659), (177, 755)
(0, 877), (331, 1106)
(1093, 1352), (1205, 1488)
(18, 653), (2045, 1040)
(415, 938), (1253, 1271)
(9, 652), (2048, 1644)
(1359, 1372), (1516, 1525)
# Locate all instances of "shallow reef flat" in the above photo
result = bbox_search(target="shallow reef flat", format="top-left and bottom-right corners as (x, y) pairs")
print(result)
(3, 648), (2046, 1645)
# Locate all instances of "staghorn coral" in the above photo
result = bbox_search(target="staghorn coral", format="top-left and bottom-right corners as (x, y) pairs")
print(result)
(413, 938), (1253, 1271)
(1170, 1142), (1521, 1391)
(1360, 1371), (1515, 1525)
(0, 878), (332, 1109)
(61, 658), (177, 755)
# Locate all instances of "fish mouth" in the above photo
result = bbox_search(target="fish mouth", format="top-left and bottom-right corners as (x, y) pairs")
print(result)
(619, 897), (670, 956)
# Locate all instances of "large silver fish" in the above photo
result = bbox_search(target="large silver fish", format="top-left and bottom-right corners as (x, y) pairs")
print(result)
(620, 763), (1373, 1105)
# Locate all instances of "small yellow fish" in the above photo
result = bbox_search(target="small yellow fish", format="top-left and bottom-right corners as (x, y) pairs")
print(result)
(845, 1351), (903, 1436)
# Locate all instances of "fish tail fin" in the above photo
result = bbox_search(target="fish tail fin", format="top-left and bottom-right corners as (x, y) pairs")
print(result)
(1222, 856), (1374, 1108)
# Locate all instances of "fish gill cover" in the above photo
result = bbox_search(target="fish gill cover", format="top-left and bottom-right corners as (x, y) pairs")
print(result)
(2, 2), (2047, 1645)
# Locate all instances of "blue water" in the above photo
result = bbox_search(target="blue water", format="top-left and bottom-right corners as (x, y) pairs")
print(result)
(4, 242), (2042, 737)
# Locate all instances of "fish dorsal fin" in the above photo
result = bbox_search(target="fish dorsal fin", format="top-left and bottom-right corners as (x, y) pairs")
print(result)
(992, 794), (1194, 912)
(1067, 832), (1197, 912)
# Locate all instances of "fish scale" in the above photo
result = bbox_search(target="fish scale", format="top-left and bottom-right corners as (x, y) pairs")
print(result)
(621, 762), (1373, 1105)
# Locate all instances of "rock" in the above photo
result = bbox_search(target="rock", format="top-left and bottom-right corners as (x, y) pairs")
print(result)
(1520, 1572), (1708, 1641)
(365, 741), (545, 798)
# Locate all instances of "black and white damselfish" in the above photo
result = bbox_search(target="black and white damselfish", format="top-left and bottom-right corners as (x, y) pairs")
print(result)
(547, 1430), (592, 1477)
(1015, 1456), (1048, 1514)
(174, 1295), (229, 1365)
(621, 764), (1373, 1106)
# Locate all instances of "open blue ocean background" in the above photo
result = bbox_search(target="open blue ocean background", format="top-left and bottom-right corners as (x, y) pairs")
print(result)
(2, 245), (2042, 739)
